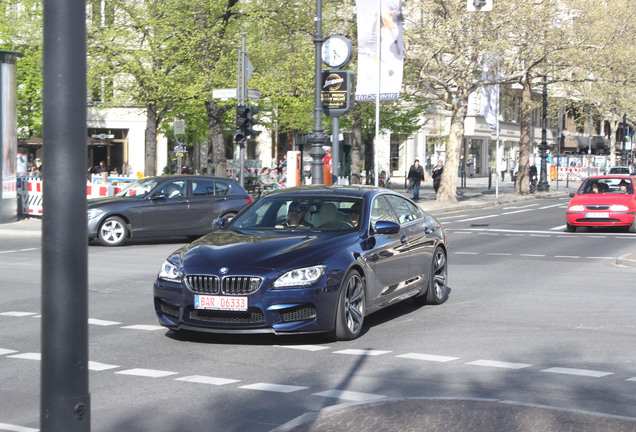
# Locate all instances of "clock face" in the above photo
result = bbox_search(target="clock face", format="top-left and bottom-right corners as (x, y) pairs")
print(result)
(321, 36), (352, 69)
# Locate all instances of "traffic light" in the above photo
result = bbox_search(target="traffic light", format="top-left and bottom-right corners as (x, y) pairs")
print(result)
(473, 0), (486, 6)
(246, 106), (260, 140)
(233, 105), (260, 144)
(233, 105), (249, 143)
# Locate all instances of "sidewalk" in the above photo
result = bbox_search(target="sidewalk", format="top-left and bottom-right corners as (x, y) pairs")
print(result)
(272, 398), (636, 432)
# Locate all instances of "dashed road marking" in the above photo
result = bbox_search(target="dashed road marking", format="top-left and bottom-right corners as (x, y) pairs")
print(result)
(333, 349), (392, 356)
(0, 312), (37, 317)
(396, 353), (459, 362)
(176, 375), (241, 386)
(0, 348), (18, 356)
(277, 345), (330, 351)
(115, 368), (178, 378)
(120, 324), (164, 331)
(239, 383), (308, 393)
(89, 361), (120, 371)
(467, 360), (532, 370)
(7, 353), (40, 361)
(541, 367), (613, 378)
(312, 389), (386, 402)
(88, 318), (122, 326)
(0, 422), (39, 432)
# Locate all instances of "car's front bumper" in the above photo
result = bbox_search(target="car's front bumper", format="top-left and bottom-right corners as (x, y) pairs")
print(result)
(153, 278), (341, 335)
(566, 211), (636, 227)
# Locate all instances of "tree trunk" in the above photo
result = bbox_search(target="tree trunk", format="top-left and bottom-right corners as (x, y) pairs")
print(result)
(515, 75), (532, 195)
(144, 102), (157, 177)
(206, 100), (227, 178)
(608, 110), (618, 167)
(436, 93), (468, 204)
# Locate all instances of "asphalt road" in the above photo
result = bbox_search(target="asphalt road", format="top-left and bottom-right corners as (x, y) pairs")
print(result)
(1, 196), (636, 432)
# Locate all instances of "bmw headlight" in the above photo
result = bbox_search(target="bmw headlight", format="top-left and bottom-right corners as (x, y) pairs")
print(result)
(609, 204), (629, 211)
(158, 260), (182, 283)
(273, 265), (326, 288)
(87, 208), (104, 220)
(568, 205), (585, 212)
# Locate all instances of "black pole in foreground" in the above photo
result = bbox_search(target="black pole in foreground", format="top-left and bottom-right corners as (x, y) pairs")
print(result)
(538, 76), (550, 192)
(41, 0), (90, 430)
(308, 0), (328, 184)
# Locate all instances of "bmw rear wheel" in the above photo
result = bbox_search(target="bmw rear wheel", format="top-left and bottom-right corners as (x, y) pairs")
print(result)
(416, 247), (448, 305)
(98, 216), (128, 246)
(332, 270), (366, 340)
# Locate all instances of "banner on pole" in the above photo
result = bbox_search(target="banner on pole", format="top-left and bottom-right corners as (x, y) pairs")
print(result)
(355, 0), (404, 102)
(481, 54), (501, 130)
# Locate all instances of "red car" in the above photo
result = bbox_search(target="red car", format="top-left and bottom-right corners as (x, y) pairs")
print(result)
(566, 175), (636, 233)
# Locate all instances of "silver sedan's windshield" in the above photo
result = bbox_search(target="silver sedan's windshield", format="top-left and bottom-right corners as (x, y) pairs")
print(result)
(231, 197), (363, 232)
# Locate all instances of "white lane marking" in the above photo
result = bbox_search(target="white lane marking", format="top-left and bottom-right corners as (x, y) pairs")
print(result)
(176, 375), (241, 386)
(120, 324), (164, 331)
(0, 348), (18, 356)
(627, 377), (636, 382)
(239, 383), (308, 393)
(89, 361), (120, 371)
(455, 252), (478, 255)
(539, 203), (566, 209)
(554, 255), (581, 259)
(396, 353), (459, 362)
(0, 422), (39, 432)
(502, 209), (537, 215)
(529, 234), (550, 238)
(550, 225), (566, 231)
(276, 345), (330, 351)
(467, 360), (532, 370)
(7, 352), (41, 361)
(0, 248), (39, 254)
(520, 254), (546, 257)
(503, 204), (539, 210)
(333, 349), (392, 356)
(541, 367), (613, 378)
(586, 256), (615, 260)
(504, 234), (524, 237)
(313, 390), (386, 402)
(0, 312), (37, 317)
(88, 318), (121, 326)
(115, 368), (178, 378)
(458, 214), (500, 222)
(486, 253), (511, 256)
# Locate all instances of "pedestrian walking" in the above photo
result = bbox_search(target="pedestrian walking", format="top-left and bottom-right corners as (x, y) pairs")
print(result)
(407, 159), (425, 200)
(425, 155), (433, 182)
(466, 156), (475, 179)
(499, 158), (507, 181)
(509, 157), (516, 183)
(432, 160), (444, 193)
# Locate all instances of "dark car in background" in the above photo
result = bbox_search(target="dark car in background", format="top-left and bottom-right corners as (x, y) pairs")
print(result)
(153, 185), (449, 340)
(88, 175), (252, 246)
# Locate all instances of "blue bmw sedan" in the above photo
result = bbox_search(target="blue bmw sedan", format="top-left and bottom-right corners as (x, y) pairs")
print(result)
(153, 185), (449, 340)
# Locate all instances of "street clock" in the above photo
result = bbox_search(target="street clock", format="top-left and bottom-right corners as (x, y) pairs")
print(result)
(321, 35), (354, 69)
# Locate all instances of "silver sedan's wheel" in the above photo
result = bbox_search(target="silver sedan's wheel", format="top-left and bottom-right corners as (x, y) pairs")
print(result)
(416, 247), (448, 305)
(332, 270), (366, 341)
(98, 216), (128, 246)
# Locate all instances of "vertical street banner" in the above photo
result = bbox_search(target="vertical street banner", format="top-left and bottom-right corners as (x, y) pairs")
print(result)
(481, 54), (500, 130)
(355, 0), (404, 102)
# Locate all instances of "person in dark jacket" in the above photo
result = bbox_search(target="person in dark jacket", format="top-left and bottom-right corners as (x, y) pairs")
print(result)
(407, 159), (425, 200)
(432, 160), (444, 193)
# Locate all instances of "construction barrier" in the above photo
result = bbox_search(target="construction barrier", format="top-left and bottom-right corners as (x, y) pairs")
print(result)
(17, 176), (127, 216)
(557, 167), (583, 181)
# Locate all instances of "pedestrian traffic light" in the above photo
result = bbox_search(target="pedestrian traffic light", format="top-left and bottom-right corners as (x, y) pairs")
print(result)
(233, 105), (250, 143)
(245, 106), (261, 140)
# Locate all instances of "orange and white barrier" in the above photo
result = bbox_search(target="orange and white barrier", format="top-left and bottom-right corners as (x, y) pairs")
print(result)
(557, 167), (583, 181)
(17, 177), (125, 216)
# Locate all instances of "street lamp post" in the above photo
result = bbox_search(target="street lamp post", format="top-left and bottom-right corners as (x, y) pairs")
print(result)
(538, 76), (550, 192)
(308, 0), (328, 184)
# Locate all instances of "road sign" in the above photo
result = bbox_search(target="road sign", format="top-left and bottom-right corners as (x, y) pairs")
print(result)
(212, 88), (261, 100)
(174, 119), (185, 135)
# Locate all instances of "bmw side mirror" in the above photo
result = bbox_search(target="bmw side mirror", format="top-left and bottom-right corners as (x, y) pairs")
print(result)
(374, 220), (400, 235)
(213, 217), (228, 230)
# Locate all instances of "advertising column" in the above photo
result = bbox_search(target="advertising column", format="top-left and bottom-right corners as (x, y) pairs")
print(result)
(0, 51), (23, 223)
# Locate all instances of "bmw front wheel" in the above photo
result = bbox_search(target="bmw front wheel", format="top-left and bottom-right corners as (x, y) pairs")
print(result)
(415, 247), (448, 305)
(331, 270), (366, 341)
(98, 216), (128, 246)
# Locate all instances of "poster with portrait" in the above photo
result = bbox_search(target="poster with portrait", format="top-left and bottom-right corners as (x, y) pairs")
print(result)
(355, 0), (404, 102)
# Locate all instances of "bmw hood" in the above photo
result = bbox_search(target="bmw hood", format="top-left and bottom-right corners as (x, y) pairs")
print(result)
(177, 229), (356, 272)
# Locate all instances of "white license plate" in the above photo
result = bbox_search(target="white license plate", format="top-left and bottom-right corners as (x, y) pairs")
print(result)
(194, 295), (248, 311)
(586, 212), (609, 218)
